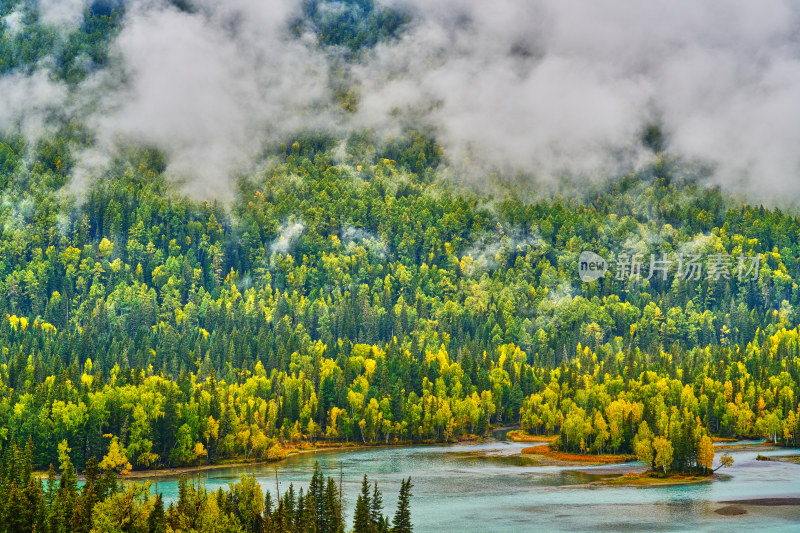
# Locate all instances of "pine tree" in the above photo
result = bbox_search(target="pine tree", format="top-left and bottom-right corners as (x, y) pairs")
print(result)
(370, 480), (388, 533)
(26, 477), (47, 533)
(309, 462), (326, 525)
(392, 478), (413, 533)
(72, 480), (96, 533)
(57, 446), (78, 531)
(263, 491), (274, 531)
(148, 493), (166, 533)
(73, 457), (100, 533)
(353, 474), (372, 533)
(264, 490), (273, 516)
(44, 464), (59, 533)
(283, 482), (296, 524)
(176, 475), (188, 517)
(323, 477), (344, 533)
(273, 500), (291, 532)
(296, 488), (311, 532)
(22, 438), (33, 484)
(5, 482), (28, 533)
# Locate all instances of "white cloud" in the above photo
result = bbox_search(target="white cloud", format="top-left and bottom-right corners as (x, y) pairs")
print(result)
(0, 70), (68, 140)
(4, 0), (800, 206)
(38, 0), (90, 27)
(84, 0), (334, 199)
(362, 0), (800, 202)
(1, 9), (24, 35)
(271, 219), (305, 255)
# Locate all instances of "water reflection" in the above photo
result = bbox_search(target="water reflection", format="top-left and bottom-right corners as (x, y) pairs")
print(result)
(142, 441), (800, 532)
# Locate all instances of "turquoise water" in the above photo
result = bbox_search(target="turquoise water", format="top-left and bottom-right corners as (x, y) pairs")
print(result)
(142, 442), (800, 532)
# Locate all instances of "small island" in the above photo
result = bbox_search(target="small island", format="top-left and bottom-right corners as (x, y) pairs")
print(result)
(513, 428), (734, 483)
(595, 471), (713, 487)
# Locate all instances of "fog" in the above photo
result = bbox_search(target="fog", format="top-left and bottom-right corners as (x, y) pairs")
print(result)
(1, 0), (799, 203)
(362, 0), (800, 200)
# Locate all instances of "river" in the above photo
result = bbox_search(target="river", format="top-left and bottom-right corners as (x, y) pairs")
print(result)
(141, 439), (800, 532)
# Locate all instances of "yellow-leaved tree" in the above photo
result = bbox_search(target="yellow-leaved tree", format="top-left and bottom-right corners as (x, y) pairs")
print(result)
(652, 436), (673, 474)
(697, 435), (715, 473)
(100, 435), (132, 475)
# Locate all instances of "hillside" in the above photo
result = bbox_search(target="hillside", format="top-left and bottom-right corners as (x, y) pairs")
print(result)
(2, 1), (800, 532)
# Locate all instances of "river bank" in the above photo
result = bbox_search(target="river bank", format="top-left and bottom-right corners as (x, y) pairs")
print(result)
(91, 435), (488, 481)
(123, 441), (800, 532)
(57, 431), (792, 487)
(520, 443), (635, 465)
(755, 454), (800, 465)
(713, 498), (800, 520)
(505, 430), (559, 443)
(593, 472), (714, 487)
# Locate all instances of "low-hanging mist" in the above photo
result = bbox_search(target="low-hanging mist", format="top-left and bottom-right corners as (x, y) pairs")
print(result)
(1, 0), (799, 203)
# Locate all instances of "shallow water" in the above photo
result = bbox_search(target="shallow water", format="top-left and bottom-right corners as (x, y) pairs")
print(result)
(143, 441), (800, 532)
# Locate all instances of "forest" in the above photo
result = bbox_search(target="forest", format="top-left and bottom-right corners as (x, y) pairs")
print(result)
(4, 118), (800, 468)
(3, 123), (799, 476)
(2, 0), (800, 531)
(0, 438), (413, 532)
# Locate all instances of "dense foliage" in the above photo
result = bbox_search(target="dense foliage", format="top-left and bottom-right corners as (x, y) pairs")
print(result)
(2, 0), (800, 498)
(2, 130), (800, 478)
(0, 0), (124, 82)
(297, 0), (410, 54)
(0, 439), (409, 532)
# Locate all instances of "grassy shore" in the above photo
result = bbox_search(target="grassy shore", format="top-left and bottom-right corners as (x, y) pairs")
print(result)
(86, 435), (488, 480)
(756, 454), (800, 464)
(68, 441), (400, 480)
(520, 444), (634, 464)
(505, 430), (558, 443)
(597, 472), (713, 487)
(715, 441), (776, 451)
